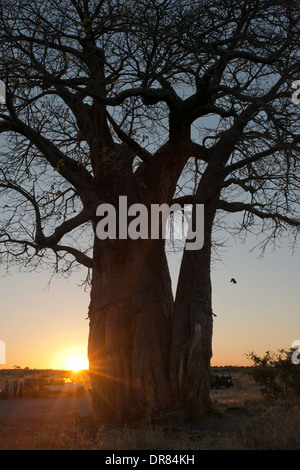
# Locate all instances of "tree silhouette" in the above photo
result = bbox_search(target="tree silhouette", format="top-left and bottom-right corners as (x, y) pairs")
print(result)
(0, 0), (299, 423)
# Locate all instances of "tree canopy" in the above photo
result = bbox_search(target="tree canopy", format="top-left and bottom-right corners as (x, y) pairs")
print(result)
(0, 0), (299, 272)
(0, 0), (299, 423)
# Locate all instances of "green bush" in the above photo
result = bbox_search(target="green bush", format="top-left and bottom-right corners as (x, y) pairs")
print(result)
(246, 349), (300, 399)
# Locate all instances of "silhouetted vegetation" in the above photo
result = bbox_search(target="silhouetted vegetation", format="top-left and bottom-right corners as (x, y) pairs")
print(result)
(246, 349), (300, 399)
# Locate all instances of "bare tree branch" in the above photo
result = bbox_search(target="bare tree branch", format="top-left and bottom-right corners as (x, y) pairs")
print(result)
(217, 200), (300, 228)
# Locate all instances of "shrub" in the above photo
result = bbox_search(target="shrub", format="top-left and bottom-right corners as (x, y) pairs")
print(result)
(246, 349), (300, 399)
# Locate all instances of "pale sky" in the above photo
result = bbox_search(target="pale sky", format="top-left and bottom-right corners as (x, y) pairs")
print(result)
(0, 3), (299, 373)
(0, 227), (299, 369)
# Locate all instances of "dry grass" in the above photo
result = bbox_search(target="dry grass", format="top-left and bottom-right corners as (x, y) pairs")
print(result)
(1, 371), (300, 450)
(3, 404), (299, 450)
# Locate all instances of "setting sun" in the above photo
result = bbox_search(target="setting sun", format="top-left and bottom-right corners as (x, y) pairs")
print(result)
(52, 346), (89, 371)
(64, 355), (89, 372)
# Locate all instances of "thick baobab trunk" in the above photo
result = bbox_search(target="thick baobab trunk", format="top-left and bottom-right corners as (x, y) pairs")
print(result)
(88, 236), (174, 424)
(170, 204), (216, 411)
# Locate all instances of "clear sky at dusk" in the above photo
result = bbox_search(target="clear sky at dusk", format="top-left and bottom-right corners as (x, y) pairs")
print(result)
(1, 226), (298, 370)
(0, 8), (298, 372)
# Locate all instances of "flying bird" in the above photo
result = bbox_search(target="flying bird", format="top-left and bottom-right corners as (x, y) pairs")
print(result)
(230, 278), (237, 284)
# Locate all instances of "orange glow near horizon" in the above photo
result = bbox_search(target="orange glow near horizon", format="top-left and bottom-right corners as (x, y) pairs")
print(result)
(64, 355), (89, 372)
(51, 346), (89, 371)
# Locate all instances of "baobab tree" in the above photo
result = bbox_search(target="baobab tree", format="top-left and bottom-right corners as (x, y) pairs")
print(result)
(0, 0), (299, 423)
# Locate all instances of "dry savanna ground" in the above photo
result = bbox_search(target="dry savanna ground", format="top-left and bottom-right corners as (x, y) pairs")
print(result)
(0, 368), (300, 450)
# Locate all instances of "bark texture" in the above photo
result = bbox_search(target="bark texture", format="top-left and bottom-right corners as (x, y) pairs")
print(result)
(88, 237), (174, 423)
(170, 204), (217, 411)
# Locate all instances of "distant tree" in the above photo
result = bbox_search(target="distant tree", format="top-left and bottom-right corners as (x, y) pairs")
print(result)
(247, 349), (300, 399)
(0, 0), (299, 423)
